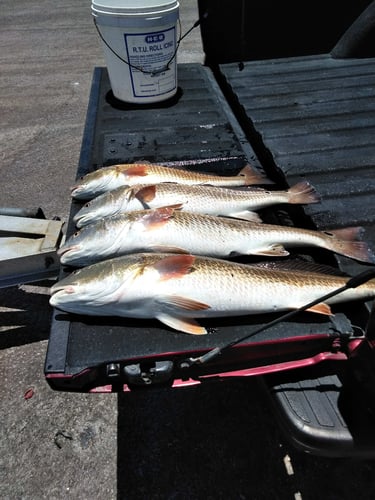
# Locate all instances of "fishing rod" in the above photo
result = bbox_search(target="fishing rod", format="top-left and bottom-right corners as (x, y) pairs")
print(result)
(181, 268), (375, 368)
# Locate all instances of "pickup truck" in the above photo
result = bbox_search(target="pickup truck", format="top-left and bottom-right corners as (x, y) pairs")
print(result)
(45, 0), (375, 458)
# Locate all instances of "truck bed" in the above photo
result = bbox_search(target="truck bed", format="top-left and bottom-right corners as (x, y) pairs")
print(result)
(45, 64), (353, 391)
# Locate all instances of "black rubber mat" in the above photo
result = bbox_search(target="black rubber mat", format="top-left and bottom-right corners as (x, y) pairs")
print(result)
(219, 54), (375, 276)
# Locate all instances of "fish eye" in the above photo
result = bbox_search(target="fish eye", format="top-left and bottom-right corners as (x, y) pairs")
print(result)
(84, 202), (90, 208)
(73, 231), (80, 237)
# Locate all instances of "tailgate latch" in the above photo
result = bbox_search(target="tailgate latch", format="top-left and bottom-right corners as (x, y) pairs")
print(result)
(124, 361), (174, 386)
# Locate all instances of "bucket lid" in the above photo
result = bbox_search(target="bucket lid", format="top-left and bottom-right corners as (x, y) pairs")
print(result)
(92, 0), (179, 16)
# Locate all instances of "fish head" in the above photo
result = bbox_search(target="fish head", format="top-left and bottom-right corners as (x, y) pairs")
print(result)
(73, 198), (102, 228)
(49, 254), (163, 316)
(70, 167), (120, 200)
(57, 222), (111, 266)
(73, 191), (117, 228)
(73, 187), (126, 228)
(49, 262), (120, 313)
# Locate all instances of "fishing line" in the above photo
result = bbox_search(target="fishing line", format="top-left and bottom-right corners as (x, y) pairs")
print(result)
(93, 13), (206, 77)
(181, 268), (375, 368)
(238, 0), (246, 71)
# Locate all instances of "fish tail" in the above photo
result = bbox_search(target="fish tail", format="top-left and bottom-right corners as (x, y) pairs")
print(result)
(287, 181), (321, 204)
(239, 165), (273, 185)
(327, 227), (364, 241)
(322, 227), (375, 263)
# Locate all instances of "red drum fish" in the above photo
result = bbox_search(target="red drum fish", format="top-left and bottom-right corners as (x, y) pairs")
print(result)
(59, 207), (375, 267)
(71, 163), (270, 200)
(50, 253), (375, 335)
(73, 180), (319, 227)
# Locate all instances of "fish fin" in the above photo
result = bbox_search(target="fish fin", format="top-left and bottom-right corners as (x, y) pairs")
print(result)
(154, 254), (196, 281)
(161, 294), (211, 311)
(156, 312), (207, 335)
(252, 259), (348, 276)
(134, 185), (157, 205)
(322, 228), (375, 264)
(227, 210), (263, 223)
(305, 303), (333, 316)
(134, 184), (185, 211)
(287, 181), (321, 204)
(140, 206), (175, 230)
(149, 244), (189, 254)
(252, 245), (290, 257)
(336, 240), (375, 264)
(120, 164), (148, 177)
(325, 227), (364, 241)
(239, 164), (273, 185)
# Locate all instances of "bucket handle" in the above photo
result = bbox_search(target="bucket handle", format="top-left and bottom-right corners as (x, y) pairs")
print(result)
(93, 15), (204, 76)
(93, 17), (181, 76)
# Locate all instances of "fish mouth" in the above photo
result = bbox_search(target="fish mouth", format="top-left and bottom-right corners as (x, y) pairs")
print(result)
(49, 284), (76, 306)
(50, 284), (74, 294)
(73, 214), (93, 228)
(70, 185), (81, 195)
(57, 245), (81, 263)
(70, 185), (88, 199)
(72, 212), (81, 223)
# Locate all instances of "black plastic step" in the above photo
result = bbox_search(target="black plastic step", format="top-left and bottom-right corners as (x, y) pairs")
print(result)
(261, 362), (375, 458)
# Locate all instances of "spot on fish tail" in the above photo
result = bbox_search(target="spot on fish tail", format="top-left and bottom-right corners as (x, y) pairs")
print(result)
(325, 227), (364, 241)
(238, 164), (273, 185)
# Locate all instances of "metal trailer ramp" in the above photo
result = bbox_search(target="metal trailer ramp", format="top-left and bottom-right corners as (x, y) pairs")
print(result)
(0, 209), (63, 288)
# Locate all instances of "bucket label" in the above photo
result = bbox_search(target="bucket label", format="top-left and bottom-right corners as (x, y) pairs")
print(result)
(124, 27), (177, 98)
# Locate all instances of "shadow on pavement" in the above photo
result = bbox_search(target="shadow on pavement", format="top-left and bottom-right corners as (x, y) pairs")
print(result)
(117, 378), (295, 499)
(0, 281), (54, 349)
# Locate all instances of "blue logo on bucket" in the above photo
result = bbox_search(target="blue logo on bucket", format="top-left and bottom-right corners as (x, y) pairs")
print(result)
(145, 33), (165, 44)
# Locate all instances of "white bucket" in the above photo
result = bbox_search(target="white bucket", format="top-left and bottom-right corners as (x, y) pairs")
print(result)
(92, 0), (180, 104)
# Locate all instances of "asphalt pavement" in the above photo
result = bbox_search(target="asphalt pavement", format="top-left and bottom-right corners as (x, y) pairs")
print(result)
(1, 1), (375, 499)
